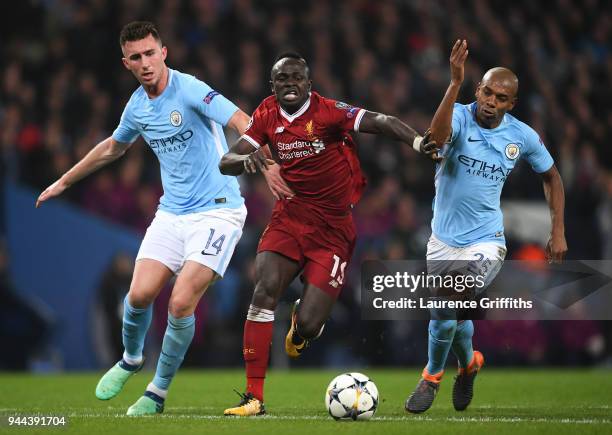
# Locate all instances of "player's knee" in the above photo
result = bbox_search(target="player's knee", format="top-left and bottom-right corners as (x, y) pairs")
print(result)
(252, 277), (282, 308)
(127, 288), (155, 309)
(168, 293), (196, 318)
(456, 319), (474, 337)
(169, 280), (208, 317)
(429, 319), (457, 341)
(296, 314), (324, 340)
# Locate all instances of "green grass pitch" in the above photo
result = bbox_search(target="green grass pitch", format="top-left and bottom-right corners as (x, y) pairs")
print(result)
(1, 369), (610, 434)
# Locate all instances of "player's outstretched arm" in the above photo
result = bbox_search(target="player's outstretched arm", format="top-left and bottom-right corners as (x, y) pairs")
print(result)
(226, 109), (252, 135)
(358, 111), (441, 161)
(219, 138), (270, 176)
(36, 137), (131, 208)
(220, 139), (294, 199)
(540, 164), (567, 263)
(429, 39), (468, 147)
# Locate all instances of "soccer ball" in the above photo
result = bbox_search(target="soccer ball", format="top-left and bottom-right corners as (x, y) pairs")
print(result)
(325, 372), (379, 420)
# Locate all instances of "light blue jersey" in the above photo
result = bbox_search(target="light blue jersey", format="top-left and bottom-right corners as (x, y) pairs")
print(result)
(432, 102), (554, 247)
(112, 68), (243, 214)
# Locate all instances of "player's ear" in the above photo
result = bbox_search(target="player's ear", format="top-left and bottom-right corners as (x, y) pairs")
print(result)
(121, 57), (130, 70)
(509, 96), (517, 111)
(269, 80), (274, 94)
(161, 45), (167, 61)
(308, 79), (312, 93)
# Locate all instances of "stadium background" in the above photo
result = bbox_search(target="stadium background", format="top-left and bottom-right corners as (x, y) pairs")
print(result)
(1, 0), (611, 373)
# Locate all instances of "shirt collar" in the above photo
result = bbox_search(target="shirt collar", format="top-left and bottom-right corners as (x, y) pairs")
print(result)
(279, 92), (312, 123)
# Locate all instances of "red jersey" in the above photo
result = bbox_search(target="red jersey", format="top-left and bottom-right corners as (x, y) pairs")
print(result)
(243, 92), (367, 222)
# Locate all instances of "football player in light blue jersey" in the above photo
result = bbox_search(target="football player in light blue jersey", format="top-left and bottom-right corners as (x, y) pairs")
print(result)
(406, 40), (567, 414)
(36, 21), (292, 416)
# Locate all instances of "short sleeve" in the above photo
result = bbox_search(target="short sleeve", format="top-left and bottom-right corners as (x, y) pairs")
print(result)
(323, 99), (365, 133)
(112, 102), (140, 144)
(241, 103), (270, 150)
(522, 126), (554, 173)
(186, 76), (239, 126)
(450, 103), (467, 143)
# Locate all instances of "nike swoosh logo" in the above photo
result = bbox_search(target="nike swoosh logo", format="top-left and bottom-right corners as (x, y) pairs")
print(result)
(201, 251), (217, 256)
(467, 136), (483, 142)
(141, 124), (149, 130)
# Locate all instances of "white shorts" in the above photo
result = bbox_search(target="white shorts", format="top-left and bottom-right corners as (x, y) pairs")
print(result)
(426, 234), (507, 291)
(136, 205), (247, 277)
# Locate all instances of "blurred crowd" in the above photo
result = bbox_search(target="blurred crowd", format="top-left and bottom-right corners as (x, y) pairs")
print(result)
(1, 0), (611, 369)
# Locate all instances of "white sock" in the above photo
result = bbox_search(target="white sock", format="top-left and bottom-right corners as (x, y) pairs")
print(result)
(246, 304), (275, 322)
(122, 352), (143, 366)
(146, 382), (168, 399)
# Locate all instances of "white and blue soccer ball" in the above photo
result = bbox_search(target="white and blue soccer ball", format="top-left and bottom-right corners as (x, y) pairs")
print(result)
(325, 372), (379, 420)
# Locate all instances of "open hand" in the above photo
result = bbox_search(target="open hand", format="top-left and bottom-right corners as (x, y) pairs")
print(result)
(450, 39), (468, 85)
(546, 233), (567, 263)
(420, 130), (443, 162)
(243, 148), (270, 174)
(36, 178), (69, 208)
(261, 160), (295, 200)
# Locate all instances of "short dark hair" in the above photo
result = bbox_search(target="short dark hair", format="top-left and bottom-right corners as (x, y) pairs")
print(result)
(273, 51), (310, 77)
(274, 51), (307, 63)
(119, 21), (162, 47)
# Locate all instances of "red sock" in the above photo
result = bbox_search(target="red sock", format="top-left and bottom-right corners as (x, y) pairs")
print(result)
(243, 319), (273, 402)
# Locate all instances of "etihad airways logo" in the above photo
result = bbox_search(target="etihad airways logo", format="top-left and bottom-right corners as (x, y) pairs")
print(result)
(457, 154), (512, 182)
(149, 129), (193, 154)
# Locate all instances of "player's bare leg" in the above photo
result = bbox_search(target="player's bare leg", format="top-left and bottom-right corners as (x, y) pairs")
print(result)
(96, 259), (172, 400)
(286, 283), (334, 358)
(224, 251), (300, 416)
(168, 261), (215, 317)
(251, 252), (301, 311)
(128, 261), (215, 415)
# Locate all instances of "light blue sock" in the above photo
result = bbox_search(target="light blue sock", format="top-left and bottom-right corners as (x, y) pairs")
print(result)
(426, 319), (457, 374)
(152, 313), (195, 391)
(122, 296), (153, 362)
(452, 320), (474, 368)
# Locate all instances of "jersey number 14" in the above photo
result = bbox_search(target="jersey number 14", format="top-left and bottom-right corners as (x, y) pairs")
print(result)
(201, 228), (226, 256)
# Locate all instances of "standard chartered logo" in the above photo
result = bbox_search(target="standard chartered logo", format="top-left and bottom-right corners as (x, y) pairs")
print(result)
(277, 140), (315, 160)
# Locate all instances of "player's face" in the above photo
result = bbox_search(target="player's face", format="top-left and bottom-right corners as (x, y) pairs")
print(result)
(270, 59), (311, 113)
(121, 34), (167, 88)
(475, 80), (516, 128)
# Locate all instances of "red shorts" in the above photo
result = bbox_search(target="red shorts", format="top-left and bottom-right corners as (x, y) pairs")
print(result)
(257, 202), (356, 297)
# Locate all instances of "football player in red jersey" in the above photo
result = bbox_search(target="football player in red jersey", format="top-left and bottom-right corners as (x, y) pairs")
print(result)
(220, 52), (439, 416)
